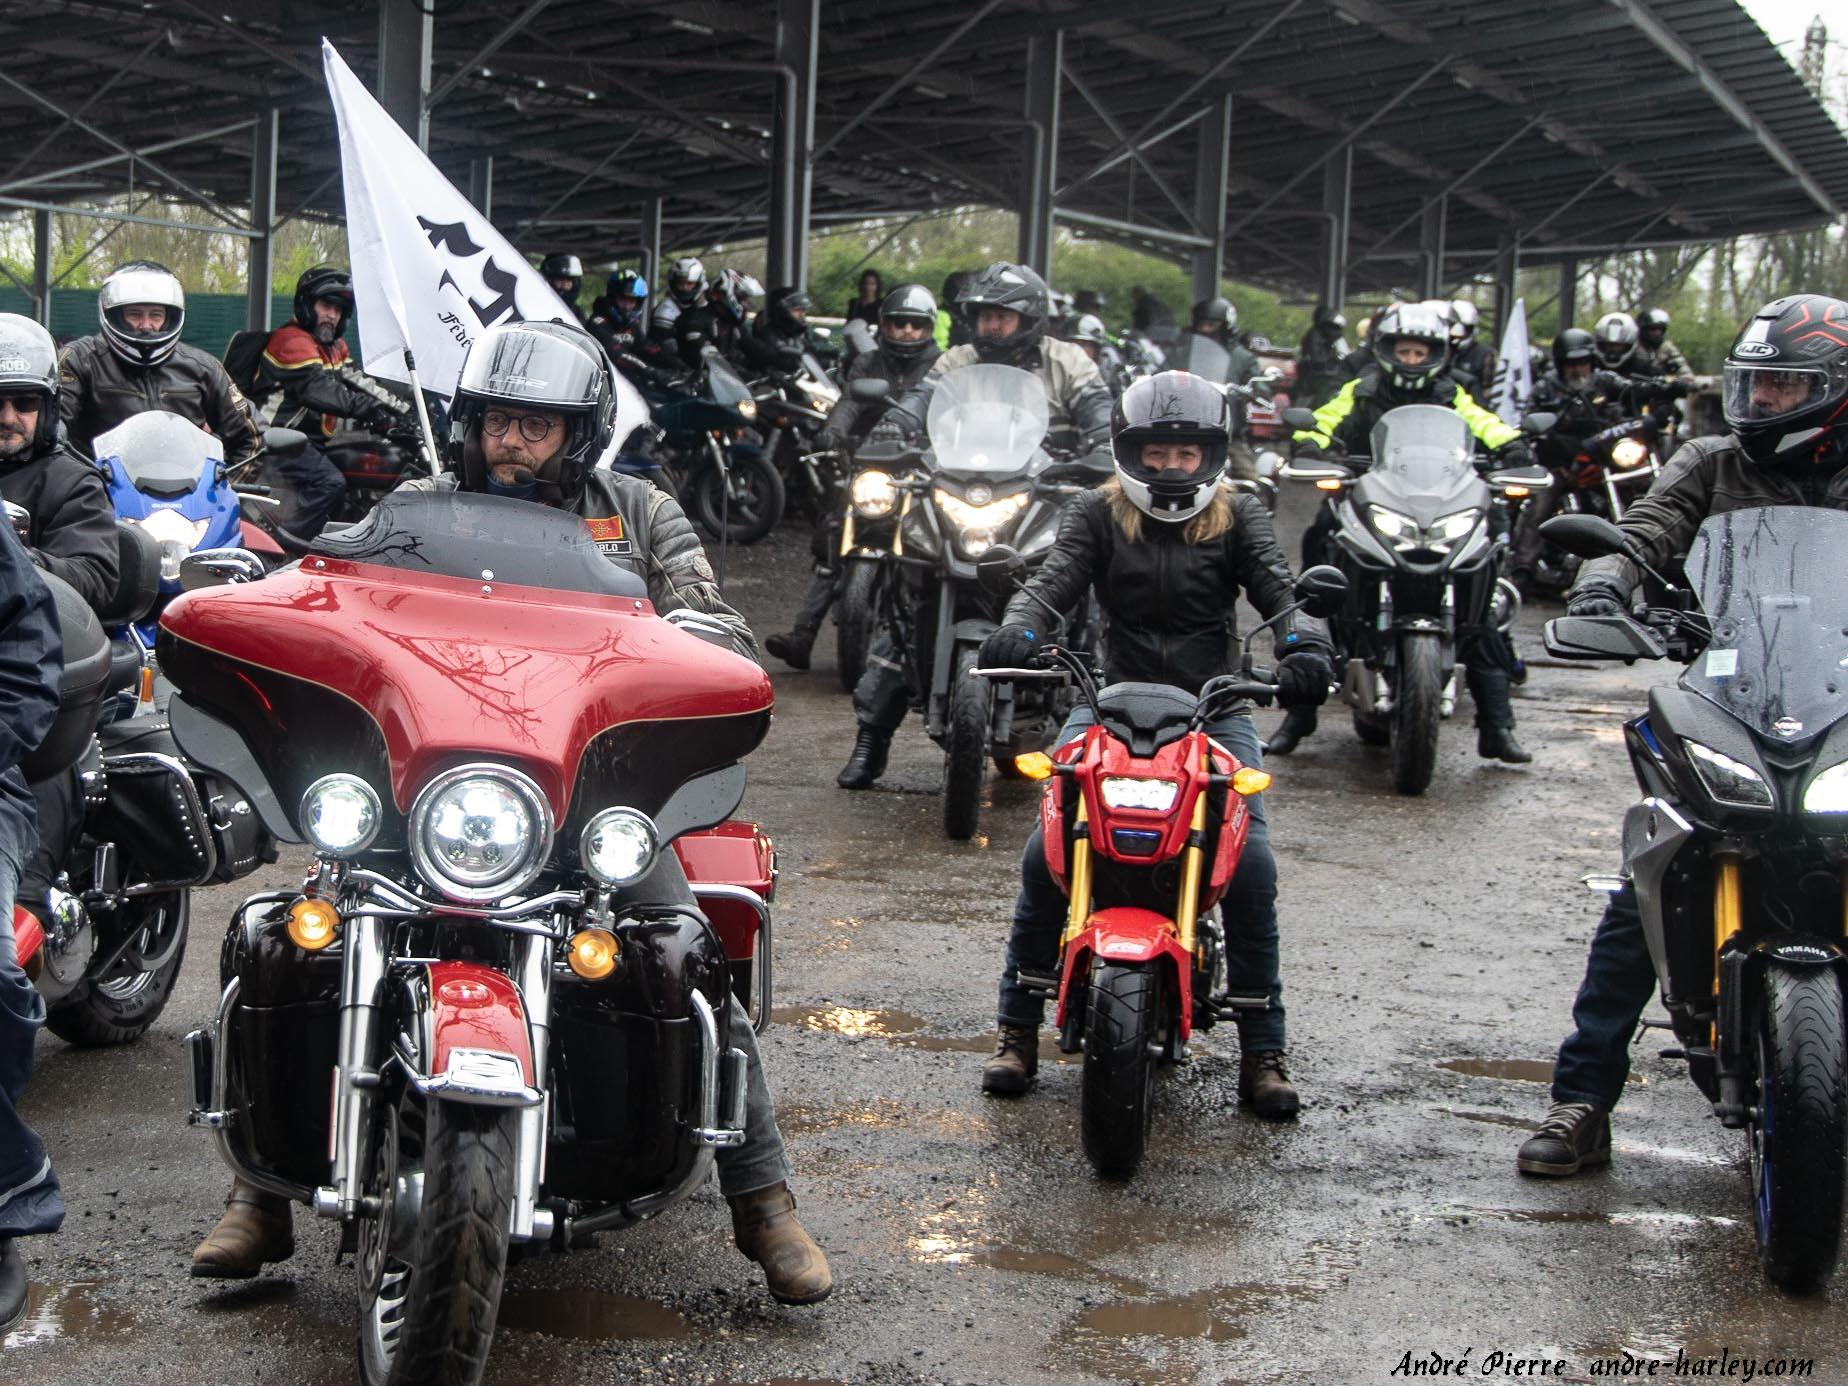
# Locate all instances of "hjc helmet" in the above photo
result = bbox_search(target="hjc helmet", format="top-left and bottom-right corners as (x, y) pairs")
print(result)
(0, 313), (62, 454)
(877, 283), (937, 360)
(1371, 301), (1452, 391)
(1110, 370), (1231, 523)
(1638, 307), (1671, 347)
(959, 262), (1051, 365)
(604, 268), (649, 328)
(1552, 327), (1599, 386)
(447, 320), (614, 506)
(1722, 294), (1848, 466)
(767, 286), (813, 337)
(1449, 300), (1480, 344)
(293, 265), (354, 339)
(1593, 312), (1640, 369)
(666, 256), (708, 307)
(1192, 297), (1238, 336)
(98, 259), (185, 368)
(539, 253), (584, 297)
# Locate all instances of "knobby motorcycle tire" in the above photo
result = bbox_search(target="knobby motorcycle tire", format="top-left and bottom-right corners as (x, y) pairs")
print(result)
(835, 562), (881, 695)
(942, 648), (990, 841)
(44, 890), (189, 1046)
(359, 1101), (517, 1386)
(1081, 962), (1162, 1179)
(1749, 962), (1847, 1290)
(1390, 632), (1442, 797)
(690, 452), (785, 546)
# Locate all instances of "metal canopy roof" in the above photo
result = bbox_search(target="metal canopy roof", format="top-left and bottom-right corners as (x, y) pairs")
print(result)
(2, 0), (1844, 298)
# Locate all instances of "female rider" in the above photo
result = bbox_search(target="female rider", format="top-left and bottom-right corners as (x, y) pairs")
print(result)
(976, 370), (1334, 1117)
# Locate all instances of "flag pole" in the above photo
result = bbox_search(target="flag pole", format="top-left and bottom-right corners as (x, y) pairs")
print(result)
(401, 348), (444, 475)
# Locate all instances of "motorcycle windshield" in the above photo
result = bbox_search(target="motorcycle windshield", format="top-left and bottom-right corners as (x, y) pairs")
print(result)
(703, 348), (753, 408)
(1366, 404), (1476, 486)
(313, 490), (648, 600)
(925, 364), (1050, 475)
(1682, 506), (1848, 741)
(93, 410), (222, 493)
(1168, 334), (1231, 384)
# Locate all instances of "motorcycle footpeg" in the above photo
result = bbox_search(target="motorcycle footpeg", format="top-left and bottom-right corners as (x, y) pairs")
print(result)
(1210, 991), (1272, 1019)
(1016, 970), (1061, 997)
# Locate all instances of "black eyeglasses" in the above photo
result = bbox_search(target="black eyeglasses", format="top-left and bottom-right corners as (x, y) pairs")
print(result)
(481, 410), (558, 443)
(0, 394), (42, 414)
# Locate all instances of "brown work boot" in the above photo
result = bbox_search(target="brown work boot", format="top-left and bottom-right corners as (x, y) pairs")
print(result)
(190, 1179), (294, 1279)
(980, 1023), (1039, 1096)
(729, 1182), (832, 1305)
(1239, 1050), (1301, 1120)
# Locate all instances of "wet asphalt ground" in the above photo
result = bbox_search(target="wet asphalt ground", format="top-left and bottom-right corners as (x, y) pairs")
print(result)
(7, 482), (1845, 1386)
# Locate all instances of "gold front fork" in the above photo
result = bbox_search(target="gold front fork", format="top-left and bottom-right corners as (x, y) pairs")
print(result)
(1174, 741), (1213, 958)
(1711, 854), (1743, 1043)
(1061, 796), (1093, 949)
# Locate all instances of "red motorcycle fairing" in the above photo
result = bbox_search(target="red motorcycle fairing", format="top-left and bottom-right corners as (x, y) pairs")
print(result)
(673, 822), (773, 963)
(411, 960), (538, 1106)
(13, 905), (43, 969)
(1055, 907), (1197, 1040)
(158, 555), (773, 825)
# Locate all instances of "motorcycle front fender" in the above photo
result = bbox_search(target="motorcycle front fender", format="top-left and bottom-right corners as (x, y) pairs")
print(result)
(404, 961), (541, 1109)
(1057, 907), (1194, 1041)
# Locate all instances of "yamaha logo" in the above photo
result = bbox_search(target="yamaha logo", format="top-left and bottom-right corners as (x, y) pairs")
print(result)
(1734, 341), (1779, 359)
(1774, 716), (1805, 736)
(965, 484), (992, 505)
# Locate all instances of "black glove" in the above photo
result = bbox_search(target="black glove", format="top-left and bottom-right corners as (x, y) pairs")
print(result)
(1276, 650), (1334, 708)
(979, 623), (1040, 670)
(1566, 579), (1630, 618)
(1490, 440), (1533, 471)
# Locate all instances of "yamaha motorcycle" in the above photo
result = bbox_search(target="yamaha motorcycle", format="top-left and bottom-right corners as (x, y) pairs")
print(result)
(168, 490), (777, 1385)
(1543, 506), (1848, 1290)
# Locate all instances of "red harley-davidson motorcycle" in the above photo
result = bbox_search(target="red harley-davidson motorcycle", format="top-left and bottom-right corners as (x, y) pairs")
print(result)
(162, 490), (776, 1386)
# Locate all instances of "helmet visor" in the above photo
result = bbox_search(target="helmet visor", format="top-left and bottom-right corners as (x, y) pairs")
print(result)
(1722, 363), (1841, 430)
(459, 329), (606, 411)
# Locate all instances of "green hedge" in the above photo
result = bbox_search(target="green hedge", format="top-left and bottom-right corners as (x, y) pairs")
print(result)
(0, 288), (366, 358)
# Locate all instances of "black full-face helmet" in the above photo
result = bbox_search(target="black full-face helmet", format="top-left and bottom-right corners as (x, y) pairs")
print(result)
(1593, 311), (1640, 369)
(98, 259), (185, 368)
(959, 261), (1051, 365)
(767, 286), (813, 337)
(1722, 294), (1848, 466)
(540, 252), (584, 300)
(1638, 307), (1670, 348)
(877, 283), (937, 359)
(1191, 297), (1237, 339)
(1552, 327), (1599, 388)
(1371, 301), (1451, 391)
(293, 265), (354, 342)
(1110, 370), (1230, 523)
(0, 313), (61, 455)
(447, 320), (613, 505)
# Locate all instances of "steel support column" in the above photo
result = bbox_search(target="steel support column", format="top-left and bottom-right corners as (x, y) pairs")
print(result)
(246, 109), (278, 333)
(1418, 195), (1447, 300)
(1492, 234), (1519, 342)
(640, 197), (663, 290)
(1320, 147), (1353, 314)
(1558, 256), (1578, 329)
(1018, 31), (1063, 275)
(377, 0), (434, 150)
(1190, 95), (1232, 302)
(468, 156), (494, 218)
(31, 208), (52, 327)
(768, 0), (818, 289)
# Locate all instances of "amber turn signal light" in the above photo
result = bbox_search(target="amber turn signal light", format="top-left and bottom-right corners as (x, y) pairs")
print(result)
(567, 928), (620, 980)
(1315, 478), (1343, 492)
(1013, 752), (1055, 781)
(287, 897), (340, 951)
(1232, 767), (1273, 796)
(1503, 484), (1531, 499)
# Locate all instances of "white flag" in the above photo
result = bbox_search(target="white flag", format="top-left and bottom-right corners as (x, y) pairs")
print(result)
(321, 40), (648, 462)
(1490, 298), (1533, 425)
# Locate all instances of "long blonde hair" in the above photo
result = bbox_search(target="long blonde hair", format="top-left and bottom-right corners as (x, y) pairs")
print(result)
(1102, 476), (1234, 546)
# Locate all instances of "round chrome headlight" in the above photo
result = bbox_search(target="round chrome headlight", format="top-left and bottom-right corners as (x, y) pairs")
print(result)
(301, 773), (382, 856)
(408, 765), (553, 903)
(579, 808), (659, 887)
(851, 470), (896, 518)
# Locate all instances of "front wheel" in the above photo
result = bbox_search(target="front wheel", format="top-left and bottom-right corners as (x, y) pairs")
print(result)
(45, 891), (189, 1046)
(1749, 963), (1847, 1290)
(357, 1098), (517, 1386)
(690, 450), (785, 545)
(942, 648), (990, 840)
(835, 561), (881, 694)
(1081, 962), (1163, 1178)
(1390, 632), (1442, 796)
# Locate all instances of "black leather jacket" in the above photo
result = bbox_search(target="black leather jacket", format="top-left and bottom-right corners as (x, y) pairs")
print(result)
(58, 334), (263, 466)
(0, 438), (119, 612)
(818, 344), (941, 452)
(1005, 486), (1329, 694)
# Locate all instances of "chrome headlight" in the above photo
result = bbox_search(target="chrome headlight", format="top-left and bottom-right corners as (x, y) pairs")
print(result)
(736, 398), (758, 419)
(136, 509), (212, 578)
(852, 470), (897, 518)
(301, 774), (382, 856)
(1803, 761), (1848, 815)
(1100, 776), (1180, 812)
(1610, 437), (1649, 470)
(408, 765), (554, 903)
(1683, 739), (1773, 810)
(579, 807), (659, 887)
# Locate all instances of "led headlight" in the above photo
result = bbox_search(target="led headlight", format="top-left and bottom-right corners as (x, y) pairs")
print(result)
(1430, 507), (1481, 542)
(301, 774), (383, 856)
(1803, 761), (1848, 814)
(933, 488), (1028, 555)
(1610, 437), (1649, 470)
(1100, 776), (1180, 812)
(579, 807), (659, 887)
(1367, 505), (1418, 544)
(408, 765), (553, 903)
(852, 470), (897, 518)
(1683, 739), (1773, 810)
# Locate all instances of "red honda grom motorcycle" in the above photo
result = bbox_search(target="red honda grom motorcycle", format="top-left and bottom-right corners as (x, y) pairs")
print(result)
(162, 490), (776, 1386)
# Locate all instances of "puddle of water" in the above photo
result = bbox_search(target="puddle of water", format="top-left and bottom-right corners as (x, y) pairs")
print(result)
(1076, 1292), (1245, 1344)
(771, 1005), (928, 1039)
(969, 1246), (1147, 1297)
(3, 1280), (137, 1348)
(1441, 1107), (1535, 1129)
(1425, 1204), (1738, 1229)
(1438, 1057), (1643, 1086)
(496, 1287), (688, 1341)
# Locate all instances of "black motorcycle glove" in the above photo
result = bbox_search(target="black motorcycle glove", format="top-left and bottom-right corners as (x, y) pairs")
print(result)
(1489, 440), (1533, 471)
(1566, 579), (1630, 618)
(980, 623), (1040, 670)
(1276, 650), (1334, 708)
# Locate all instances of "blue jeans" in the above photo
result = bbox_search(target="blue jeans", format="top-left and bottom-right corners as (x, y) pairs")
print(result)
(1551, 883), (1656, 1110)
(997, 707), (1286, 1051)
(0, 855), (63, 1238)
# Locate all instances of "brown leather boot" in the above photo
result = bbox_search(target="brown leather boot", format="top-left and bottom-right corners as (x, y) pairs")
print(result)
(980, 1023), (1039, 1096)
(1238, 1050), (1301, 1120)
(190, 1179), (294, 1279)
(728, 1182), (832, 1305)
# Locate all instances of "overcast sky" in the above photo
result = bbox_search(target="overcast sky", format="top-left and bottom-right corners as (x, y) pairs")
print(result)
(1739, 0), (1829, 51)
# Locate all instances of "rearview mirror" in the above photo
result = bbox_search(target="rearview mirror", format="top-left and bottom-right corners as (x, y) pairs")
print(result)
(1280, 406), (1318, 431)
(262, 426), (308, 459)
(849, 378), (890, 402)
(1519, 411), (1558, 435)
(1293, 564), (1349, 619)
(1539, 513), (1627, 559)
(974, 543), (1028, 595)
